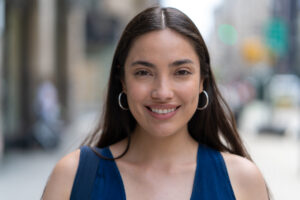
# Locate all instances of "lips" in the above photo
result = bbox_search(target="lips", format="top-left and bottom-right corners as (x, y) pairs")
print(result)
(145, 104), (180, 119)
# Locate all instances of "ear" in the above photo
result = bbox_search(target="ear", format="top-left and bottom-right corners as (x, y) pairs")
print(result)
(121, 79), (127, 94)
(117, 64), (127, 93)
(199, 79), (204, 93)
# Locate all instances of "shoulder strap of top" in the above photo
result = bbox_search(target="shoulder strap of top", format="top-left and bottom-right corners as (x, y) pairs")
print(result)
(70, 146), (100, 200)
(191, 144), (236, 200)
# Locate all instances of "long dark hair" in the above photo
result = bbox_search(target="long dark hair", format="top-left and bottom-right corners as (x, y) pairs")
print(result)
(82, 6), (250, 160)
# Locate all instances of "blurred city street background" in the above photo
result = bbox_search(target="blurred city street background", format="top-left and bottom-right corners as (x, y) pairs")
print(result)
(1, 0), (300, 199)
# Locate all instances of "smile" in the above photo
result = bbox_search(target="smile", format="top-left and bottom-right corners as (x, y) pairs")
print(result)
(150, 108), (176, 114)
(145, 105), (180, 120)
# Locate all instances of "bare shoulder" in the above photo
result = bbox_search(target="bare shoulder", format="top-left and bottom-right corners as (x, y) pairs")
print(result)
(221, 152), (269, 200)
(42, 149), (80, 200)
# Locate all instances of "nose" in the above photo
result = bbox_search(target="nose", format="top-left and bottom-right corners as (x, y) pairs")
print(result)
(151, 76), (174, 101)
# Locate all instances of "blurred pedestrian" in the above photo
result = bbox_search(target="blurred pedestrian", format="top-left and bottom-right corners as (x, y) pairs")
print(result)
(42, 6), (269, 200)
(33, 80), (61, 149)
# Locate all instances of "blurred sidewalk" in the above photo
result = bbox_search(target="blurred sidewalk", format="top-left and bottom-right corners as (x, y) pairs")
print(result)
(242, 133), (300, 200)
(0, 111), (99, 200)
(0, 110), (299, 199)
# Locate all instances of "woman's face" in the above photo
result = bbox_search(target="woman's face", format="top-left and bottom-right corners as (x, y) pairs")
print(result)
(123, 29), (203, 138)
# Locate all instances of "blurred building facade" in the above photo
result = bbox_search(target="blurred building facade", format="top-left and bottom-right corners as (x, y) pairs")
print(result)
(0, 0), (4, 158)
(271, 0), (300, 74)
(0, 0), (158, 156)
(209, 0), (300, 119)
(209, 0), (273, 118)
(210, 0), (300, 79)
(209, 0), (273, 81)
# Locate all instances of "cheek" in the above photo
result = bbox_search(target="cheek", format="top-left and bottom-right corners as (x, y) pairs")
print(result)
(175, 79), (201, 102)
(125, 80), (149, 106)
(187, 87), (200, 107)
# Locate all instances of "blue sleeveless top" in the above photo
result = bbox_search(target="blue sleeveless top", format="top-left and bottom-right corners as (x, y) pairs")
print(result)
(70, 144), (236, 200)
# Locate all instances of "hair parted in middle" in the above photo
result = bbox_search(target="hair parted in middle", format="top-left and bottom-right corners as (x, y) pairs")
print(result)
(83, 6), (250, 160)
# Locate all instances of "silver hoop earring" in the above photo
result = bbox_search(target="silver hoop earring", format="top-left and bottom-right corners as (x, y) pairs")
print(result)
(118, 92), (129, 110)
(197, 90), (209, 110)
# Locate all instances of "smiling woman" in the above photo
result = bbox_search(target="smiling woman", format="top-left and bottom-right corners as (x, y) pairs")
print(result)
(123, 29), (201, 138)
(42, 6), (270, 200)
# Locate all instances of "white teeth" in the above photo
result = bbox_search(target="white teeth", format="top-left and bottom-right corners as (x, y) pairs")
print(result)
(151, 108), (176, 114)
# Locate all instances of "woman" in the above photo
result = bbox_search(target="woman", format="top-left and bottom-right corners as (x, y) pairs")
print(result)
(42, 7), (269, 200)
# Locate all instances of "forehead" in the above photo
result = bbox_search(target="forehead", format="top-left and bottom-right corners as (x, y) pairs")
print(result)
(125, 29), (200, 66)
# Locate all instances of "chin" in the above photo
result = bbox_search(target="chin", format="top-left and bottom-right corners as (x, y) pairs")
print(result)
(143, 125), (187, 139)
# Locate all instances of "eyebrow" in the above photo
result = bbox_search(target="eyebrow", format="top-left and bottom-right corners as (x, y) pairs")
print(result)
(131, 60), (155, 68)
(130, 59), (194, 68)
(170, 59), (194, 67)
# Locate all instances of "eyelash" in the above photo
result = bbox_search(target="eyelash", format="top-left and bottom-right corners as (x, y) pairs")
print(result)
(134, 70), (152, 76)
(133, 68), (192, 77)
(175, 69), (192, 76)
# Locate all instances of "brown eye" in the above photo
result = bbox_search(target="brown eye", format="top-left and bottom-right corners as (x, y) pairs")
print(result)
(134, 70), (152, 76)
(175, 69), (192, 76)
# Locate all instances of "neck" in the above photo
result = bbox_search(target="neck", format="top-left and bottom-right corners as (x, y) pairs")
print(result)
(125, 126), (198, 166)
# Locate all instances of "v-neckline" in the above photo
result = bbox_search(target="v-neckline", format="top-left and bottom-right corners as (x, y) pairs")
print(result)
(106, 144), (200, 200)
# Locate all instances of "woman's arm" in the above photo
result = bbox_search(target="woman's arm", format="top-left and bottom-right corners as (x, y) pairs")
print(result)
(42, 149), (80, 200)
(222, 152), (269, 200)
